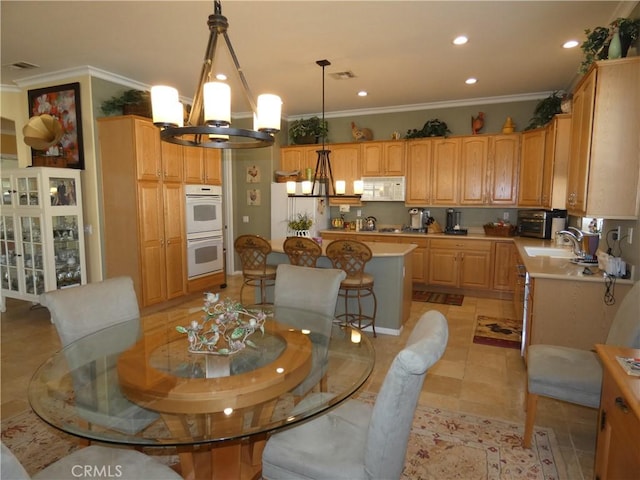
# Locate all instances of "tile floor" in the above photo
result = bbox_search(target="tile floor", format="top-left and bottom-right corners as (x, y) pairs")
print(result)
(1, 274), (598, 479)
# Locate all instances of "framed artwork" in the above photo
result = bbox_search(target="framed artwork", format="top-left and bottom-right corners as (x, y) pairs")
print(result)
(247, 188), (261, 206)
(27, 82), (84, 169)
(246, 164), (260, 183)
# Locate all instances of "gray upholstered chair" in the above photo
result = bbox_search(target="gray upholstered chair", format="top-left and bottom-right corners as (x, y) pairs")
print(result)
(39, 276), (159, 435)
(262, 310), (449, 480)
(274, 263), (346, 394)
(523, 280), (640, 448)
(1, 442), (181, 480)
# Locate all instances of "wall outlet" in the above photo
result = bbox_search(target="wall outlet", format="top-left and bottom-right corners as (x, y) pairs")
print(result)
(613, 226), (621, 241)
(503, 211), (509, 221)
(628, 227), (633, 244)
(357, 209), (362, 217)
(242, 216), (249, 223)
(84, 224), (92, 235)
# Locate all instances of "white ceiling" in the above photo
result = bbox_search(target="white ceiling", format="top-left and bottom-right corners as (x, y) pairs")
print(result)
(1, 1), (637, 119)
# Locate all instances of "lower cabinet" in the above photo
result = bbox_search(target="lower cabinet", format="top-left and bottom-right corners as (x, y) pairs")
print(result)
(428, 238), (492, 289)
(493, 241), (518, 292)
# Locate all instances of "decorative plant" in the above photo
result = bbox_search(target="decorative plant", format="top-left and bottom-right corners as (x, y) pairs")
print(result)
(580, 17), (640, 73)
(100, 89), (151, 116)
(405, 118), (451, 138)
(525, 91), (564, 130)
(176, 293), (268, 355)
(288, 116), (329, 144)
(288, 212), (313, 231)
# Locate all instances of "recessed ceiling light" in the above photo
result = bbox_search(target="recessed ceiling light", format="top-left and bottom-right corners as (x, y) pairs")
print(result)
(563, 40), (579, 49)
(465, 78), (477, 85)
(215, 73), (227, 81)
(357, 91), (368, 97)
(453, 36), (468, 45)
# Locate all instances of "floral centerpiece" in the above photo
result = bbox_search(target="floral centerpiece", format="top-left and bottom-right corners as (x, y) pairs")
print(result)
(176, 293), (269, 355)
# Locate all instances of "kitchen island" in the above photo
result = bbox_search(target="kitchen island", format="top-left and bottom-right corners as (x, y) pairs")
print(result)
(267, 239), (416, 335)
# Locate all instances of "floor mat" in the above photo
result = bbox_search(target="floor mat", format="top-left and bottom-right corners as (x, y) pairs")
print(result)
(473, 315), (522, 349)
(412, 290), (464, 306)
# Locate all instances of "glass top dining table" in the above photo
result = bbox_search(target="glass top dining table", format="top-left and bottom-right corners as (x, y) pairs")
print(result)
(28, 304), (374, 454)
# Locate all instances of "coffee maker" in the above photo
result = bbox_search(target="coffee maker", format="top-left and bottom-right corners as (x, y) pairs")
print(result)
(408, 208), (426, 231)
(445, 209), (467, 235)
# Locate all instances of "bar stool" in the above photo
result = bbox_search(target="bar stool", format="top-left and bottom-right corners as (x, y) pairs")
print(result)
(283, 236), (322, 267)
(234, 234), (277, 304)
(325, 239), (377, 337)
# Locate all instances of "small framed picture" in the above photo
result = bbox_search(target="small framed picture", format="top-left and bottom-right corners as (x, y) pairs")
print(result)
(246, 164), (260, 183)
(247, 188), (261, 206)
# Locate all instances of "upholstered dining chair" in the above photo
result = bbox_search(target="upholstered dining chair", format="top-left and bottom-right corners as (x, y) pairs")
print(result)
(283, 236), (323, 267)
(523, 280), (640, 448)
(274, 264), (346, 394)
(234, 234), (277, 304)
(326, 239), (377, 337)
(39, 276), (159, 435)
(1, 442), (182, 480)
(262, 310), (449, 480)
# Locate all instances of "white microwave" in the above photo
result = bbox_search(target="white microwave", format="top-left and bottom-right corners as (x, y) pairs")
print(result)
(360, 177), (405, 202)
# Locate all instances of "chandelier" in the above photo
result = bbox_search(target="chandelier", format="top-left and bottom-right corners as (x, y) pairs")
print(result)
(288, 60), (363, 199)
(150, 0), (281, 149)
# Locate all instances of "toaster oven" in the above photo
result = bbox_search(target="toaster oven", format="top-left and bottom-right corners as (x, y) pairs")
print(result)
(517, 209), (566, 239)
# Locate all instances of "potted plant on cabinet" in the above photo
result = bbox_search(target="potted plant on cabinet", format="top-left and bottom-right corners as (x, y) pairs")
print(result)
(580, 17), (640, 74)
(288, 116), (328, 145)
(100, 89), (152, 117)
(405, 118), (451, 138)
(525, 91), (564, 130)
(287, 213), (313, 237)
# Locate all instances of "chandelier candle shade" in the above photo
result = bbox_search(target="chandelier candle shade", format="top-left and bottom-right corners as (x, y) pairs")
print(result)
(151, 0), (281, 149)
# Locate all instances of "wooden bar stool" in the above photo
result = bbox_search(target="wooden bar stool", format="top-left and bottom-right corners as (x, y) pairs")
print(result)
(234, 235), (277, 305)
(283, 236), (322, 267)
(325, 239), (377, 337)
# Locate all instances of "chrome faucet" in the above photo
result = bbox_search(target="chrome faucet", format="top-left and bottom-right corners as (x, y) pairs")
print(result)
(557, 229), (585, 258)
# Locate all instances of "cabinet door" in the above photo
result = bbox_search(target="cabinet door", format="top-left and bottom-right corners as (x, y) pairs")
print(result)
(384, 142), (405, 175)
(567, 69), (596, 215)
(518, 129), (546, 206)
(431, 138), (460, 205)
(163, 183), (185, 300)
(138, 181), (166, 306)
(361, 142), (383, 176)
(329, 144), (361, 205)
(428, 248), (458, 287)
(135, 120), (162, 181)
(183, 145), (205, 184)
(203, 149), (222, 185)
(459, 250), (492, 289)
(459, 136), (489, 205)
(489, 135), (519, 205)
(405, 139), (432, 205)
(280, 146), (317, 174)
(493, 242), (517, 292)
(160, 142), (183, 183)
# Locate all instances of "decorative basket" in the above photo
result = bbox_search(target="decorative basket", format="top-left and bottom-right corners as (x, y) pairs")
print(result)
(483, 224), (517, 237)
(275, 170), (300, 182)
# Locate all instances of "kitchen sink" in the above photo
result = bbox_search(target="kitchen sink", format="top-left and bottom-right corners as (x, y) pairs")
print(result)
(523, 246), (575, 258)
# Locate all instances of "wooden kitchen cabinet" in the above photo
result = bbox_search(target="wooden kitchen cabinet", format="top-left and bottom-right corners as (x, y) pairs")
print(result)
(594, 345), (640, 480)
(184, 146), (222, 185)
(428, 238), (492, 289)
(280, 145), (318, 176)
(405, 139), (432, 205)
(566, 57), (640, 218)
(459, 136), (489, 205)
(431, 137), (461, 205)
(518, 128), (546, 207)
(406, 237), (428, 284)
(134, 119), (163, 181)
(361, 141), (405, 176)
(98, 115), (186, 307)
(492, 241), (518, 292)
(328, 143), (362, 206)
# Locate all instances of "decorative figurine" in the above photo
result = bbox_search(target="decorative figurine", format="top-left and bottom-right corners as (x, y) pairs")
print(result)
(502, 116), (515, 134)
(471, 112), (485, 135)
(351, 122), (373, 141)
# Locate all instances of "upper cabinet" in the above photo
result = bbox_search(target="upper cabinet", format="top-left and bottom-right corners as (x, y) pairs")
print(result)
(405, 139), (432, 205)
(328, 143), (362, 206)
(360, 141), (405, 176)
(184, 146), (222, 185)
(431, 137), (461, 205)
(280, 145), (318, 177)
(566, 57), (639, 219)
(518, 128), (546, 207)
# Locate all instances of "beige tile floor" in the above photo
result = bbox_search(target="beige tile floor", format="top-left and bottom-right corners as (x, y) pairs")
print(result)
(1, 274), (597, 479)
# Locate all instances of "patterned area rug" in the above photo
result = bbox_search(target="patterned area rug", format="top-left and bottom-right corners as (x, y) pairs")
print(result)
(473, 315), (522, 349)
(2, 399), (565, 479)
(413, 290), (464, 306)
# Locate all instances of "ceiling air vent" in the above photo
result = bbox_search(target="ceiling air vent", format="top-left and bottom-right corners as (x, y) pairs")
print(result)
(5, 61), (40, 70)
(330, 71), (356, 80)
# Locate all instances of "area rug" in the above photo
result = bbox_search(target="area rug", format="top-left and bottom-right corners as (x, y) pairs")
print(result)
(413, 290), (464, 306)
(473, 315), (522, 349)
(2, 400), (566, 479)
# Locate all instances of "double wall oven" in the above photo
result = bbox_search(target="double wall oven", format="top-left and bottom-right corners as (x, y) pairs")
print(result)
(185, 185), (224, 279)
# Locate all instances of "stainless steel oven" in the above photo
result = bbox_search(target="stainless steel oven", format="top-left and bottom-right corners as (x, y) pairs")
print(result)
(185, 185), (223, 235)
(186, 232), (224, 279)
(517, 209), (566, 239)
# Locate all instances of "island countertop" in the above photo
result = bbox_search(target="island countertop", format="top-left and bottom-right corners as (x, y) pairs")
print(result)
(269, 238), (417, 257)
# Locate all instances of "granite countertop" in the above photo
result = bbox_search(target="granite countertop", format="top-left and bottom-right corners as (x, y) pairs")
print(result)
(270, 238), (416, 257)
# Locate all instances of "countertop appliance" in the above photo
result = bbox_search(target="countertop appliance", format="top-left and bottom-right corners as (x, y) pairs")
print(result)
(517, 209), (567, 239)
(360, 177), (405, 202)
(271, 182), (329, 238)
(444, 208), (467, 235)
(408, 208), (425, 230)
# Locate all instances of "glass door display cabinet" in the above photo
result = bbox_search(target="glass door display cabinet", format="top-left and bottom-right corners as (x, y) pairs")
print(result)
(1, 167), (86, 312)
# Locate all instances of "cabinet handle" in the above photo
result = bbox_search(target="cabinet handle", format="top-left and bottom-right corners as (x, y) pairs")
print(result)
(615, 396), (629, 413)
